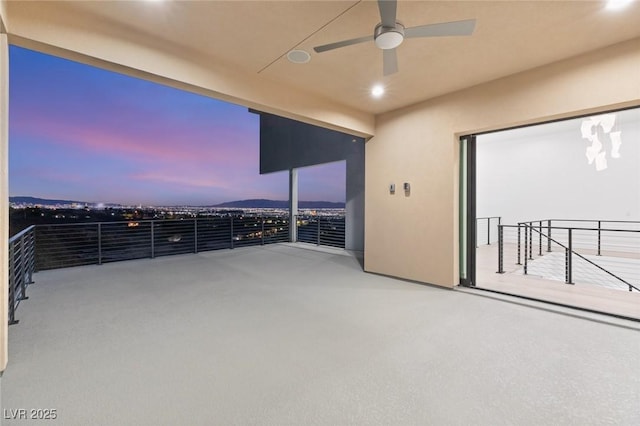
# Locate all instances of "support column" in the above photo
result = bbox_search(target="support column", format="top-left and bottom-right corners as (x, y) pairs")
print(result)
(289, 168), (298, 242)
(1, 32), (9, 372)
(345, 140), (365, 252)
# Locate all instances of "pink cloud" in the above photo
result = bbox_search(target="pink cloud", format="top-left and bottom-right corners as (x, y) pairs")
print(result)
(12, 111), (256, 168)
(130, 172), (232, 190)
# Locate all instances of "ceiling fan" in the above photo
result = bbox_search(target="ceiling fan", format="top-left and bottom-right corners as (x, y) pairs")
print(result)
(313, 0), (476, 76)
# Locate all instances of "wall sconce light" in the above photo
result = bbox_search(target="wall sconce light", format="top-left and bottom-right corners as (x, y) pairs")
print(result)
(404, 182), (410, 195)
(389, 183), (395, 194)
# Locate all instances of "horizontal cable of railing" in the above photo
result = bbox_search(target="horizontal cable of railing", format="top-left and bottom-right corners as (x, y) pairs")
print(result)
(8, 225), (36, 324)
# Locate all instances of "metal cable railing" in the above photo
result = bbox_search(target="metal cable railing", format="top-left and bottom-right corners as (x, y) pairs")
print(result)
(35, 215), (290, 271)
(8, 225), (36, 324)
(296, 215), (346, 248)
(9, 213), (343, 324)
(497, 221), (640, 292)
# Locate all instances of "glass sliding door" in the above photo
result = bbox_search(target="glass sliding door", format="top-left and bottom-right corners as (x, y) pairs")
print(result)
(464, 107), (640, 319)
(459, 135), (476, 287)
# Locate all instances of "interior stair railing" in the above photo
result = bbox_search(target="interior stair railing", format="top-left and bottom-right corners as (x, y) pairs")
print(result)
(496, 220), (639, 292)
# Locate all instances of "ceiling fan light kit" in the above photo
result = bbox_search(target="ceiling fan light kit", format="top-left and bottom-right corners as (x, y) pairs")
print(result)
(313, 0), (476, 76)
(374, 22), (405, 50)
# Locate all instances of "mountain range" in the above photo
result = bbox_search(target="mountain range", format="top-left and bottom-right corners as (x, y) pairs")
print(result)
(10, 196), (87, 205)
(9, 196), (345, 209)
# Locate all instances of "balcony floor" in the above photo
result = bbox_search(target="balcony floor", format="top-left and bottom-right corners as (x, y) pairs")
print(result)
(3, 244), (640, 425)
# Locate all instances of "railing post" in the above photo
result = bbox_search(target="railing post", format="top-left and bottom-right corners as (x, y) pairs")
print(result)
(597, 220), (602, 256)
(230, 216), (234, 249)
(194, 218), (198, 254)
(8, 248), (17, 324)
(497, 225), (504, 274)
(151, 221), (155, 259)
(547, 220), (552, 252)
(566, 228), (573, 284)
(98, 223), (102, 265)
(261, 213), (265, 245)
(538, 221), (543, 256)
(523, 224), (528, 275)
(33, 226), (39, 273)
(8, 290), (17, 324)
(27, 229), (34, 284)
(528, 223), (533, 260)
(317, 217), (321, 246)
(19, 235), (28, 301)
(8, 243), (18, 325)
(487, 217), (491, 245)
(516, 224), (522, 265)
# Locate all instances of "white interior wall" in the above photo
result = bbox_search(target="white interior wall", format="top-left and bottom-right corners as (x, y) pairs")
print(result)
(477, 107), (640, 227)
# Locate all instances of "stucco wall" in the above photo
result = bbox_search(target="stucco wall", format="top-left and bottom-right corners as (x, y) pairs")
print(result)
(1, 33), (9, 371)
(0, 0), (7, 33)
(365, 38), (640, 288)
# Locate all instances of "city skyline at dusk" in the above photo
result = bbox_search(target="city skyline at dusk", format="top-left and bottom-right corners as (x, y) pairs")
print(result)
(9, 46), (345, 206)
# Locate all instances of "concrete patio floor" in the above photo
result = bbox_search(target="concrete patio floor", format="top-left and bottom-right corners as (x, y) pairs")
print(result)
(2, 244), (639, 425)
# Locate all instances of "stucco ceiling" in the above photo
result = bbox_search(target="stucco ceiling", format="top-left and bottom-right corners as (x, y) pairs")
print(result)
(7, 1), (640, 116)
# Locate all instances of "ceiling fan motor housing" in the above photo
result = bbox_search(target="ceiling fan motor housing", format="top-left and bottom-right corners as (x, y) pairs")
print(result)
(374, 22), (405, 50)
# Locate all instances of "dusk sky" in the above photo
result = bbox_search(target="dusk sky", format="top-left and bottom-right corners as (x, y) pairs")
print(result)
(9, 46), (345, 206)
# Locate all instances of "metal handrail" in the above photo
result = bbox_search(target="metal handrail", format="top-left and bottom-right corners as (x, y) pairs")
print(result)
(8, 225), (36, 324)
(34, 215), (291, 271)
(518, 219), (640, 256)
(546, 219), (640, 224)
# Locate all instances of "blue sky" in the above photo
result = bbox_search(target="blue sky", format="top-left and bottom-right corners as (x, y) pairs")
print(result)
(9, 46), (345, 206)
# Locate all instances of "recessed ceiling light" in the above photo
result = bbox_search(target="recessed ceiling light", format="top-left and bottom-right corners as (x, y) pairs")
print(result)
(371, 84), (385, 98)
(287, 50), (311, 64)
(606, 0), (634, 10)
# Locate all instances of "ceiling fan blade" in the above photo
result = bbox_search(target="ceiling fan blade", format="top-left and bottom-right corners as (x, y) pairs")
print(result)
(404, 19), (476, 38)
(313, 35), (373, 53)
(378, 0), (397, 28)
(383, 48), (398, 76)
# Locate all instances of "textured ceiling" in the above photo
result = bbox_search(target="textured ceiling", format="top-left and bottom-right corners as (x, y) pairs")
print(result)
(7, 1), (640, 115)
